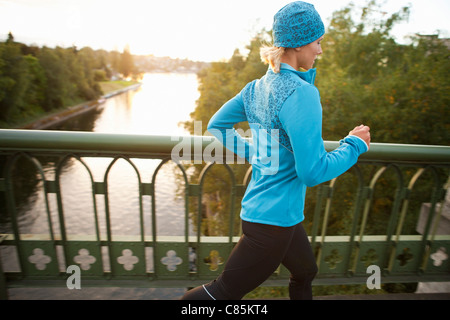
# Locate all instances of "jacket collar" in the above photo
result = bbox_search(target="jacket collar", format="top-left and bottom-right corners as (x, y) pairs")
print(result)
(279, 63), (316, 84)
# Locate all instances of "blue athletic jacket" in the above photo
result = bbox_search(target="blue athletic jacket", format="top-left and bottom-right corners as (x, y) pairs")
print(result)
(207, 63), (368, 227)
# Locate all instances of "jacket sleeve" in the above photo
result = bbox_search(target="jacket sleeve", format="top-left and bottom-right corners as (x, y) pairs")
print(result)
(279, 84), (368, 187)
(206, 91), (252, 162)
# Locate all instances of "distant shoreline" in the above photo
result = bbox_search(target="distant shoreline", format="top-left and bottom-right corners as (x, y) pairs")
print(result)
(19, 83), (142, 130)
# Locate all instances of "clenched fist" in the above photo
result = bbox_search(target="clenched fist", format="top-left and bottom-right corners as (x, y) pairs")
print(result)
(349, 124), (371, 150)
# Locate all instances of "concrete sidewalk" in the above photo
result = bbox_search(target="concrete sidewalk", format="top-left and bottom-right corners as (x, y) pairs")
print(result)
(6, 284), (450, 300)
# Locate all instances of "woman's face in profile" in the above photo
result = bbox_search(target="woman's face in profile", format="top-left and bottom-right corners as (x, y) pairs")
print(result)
(296, 36), (324, 70)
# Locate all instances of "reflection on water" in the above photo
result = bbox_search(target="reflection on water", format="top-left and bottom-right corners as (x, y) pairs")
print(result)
(92, 73), (198, 135)
(2, 73), (200, 238)
(55, 72), (199, 135)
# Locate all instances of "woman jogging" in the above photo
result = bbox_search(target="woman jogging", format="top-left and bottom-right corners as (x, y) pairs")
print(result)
(181, 1), (370, 300)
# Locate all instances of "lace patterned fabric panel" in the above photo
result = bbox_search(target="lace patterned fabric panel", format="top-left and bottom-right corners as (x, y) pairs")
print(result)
(242, 69), (303, 152)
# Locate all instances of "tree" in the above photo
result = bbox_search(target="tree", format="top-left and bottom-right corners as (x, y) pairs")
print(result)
(6, 31), (14, 43)
(37, 46), (68, 110)
(119, 45), (134, 79)
(77, 47), (102, 100)
(0, 51), (15, 121)
(22, 54), (47, 114)
(0, 35), (30, 120)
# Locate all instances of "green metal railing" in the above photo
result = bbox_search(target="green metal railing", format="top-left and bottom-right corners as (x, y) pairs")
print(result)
(0, 129), (449, 299)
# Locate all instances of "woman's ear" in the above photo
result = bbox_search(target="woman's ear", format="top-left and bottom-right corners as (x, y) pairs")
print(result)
(294, 47), (303, 52)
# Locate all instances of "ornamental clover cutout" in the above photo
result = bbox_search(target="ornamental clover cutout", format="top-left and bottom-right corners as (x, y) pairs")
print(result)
(204, 250), (224, 271)
(360, 249), (379, 267)
(117, 249), (139, 271)
(73, 248), (97, 270)
(324, 249), (343, 269)
(28, 248), (52, 270)
(161, 250), (183, 271)
(430, 247), (448, 267)
(396, 247), (413, 266)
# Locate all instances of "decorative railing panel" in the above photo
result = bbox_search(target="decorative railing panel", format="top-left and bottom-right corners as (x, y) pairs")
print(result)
(0, 129), (449, 299)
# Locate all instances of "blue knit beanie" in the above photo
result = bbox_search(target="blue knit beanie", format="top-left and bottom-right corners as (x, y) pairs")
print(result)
(273, 1), (325, 48)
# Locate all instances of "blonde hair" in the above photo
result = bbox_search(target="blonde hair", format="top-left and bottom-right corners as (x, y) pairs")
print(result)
(260, 45), (286, 73)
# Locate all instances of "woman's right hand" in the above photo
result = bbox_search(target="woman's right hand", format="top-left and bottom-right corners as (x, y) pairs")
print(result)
(349, 124), (371, 150)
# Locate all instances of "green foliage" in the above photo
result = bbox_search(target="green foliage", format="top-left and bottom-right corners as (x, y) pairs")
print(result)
(0, 38), (29, 121)
(316, 1), (449, 145)
(22, 55), (47, 115)
(0, 34), (140, 127)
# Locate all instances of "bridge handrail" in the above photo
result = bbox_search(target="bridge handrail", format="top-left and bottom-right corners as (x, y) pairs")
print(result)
(0, 129), (449, 163)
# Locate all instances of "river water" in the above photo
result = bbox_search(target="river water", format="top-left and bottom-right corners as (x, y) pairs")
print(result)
(55, 72), (199, 136)
(3, 72), (200, 239)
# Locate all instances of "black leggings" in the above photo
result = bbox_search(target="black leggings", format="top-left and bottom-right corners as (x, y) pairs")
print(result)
(181, 220), (318, 300)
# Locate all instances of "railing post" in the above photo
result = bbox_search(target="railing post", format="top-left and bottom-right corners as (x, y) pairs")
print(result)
(0, 178), (7, 299)
(418, 180), (448, 273)
(0, 235), (8, 300)
(345, 165), (366, 276)
(314, 180), (335, 270)
(387, 168), (424, 273)
(310, 184), (326, 260)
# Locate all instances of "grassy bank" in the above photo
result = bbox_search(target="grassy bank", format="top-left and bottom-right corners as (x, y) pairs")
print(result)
(98, 80), (140, 95)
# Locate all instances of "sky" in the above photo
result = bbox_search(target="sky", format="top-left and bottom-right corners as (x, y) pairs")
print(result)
(0, 0), (449, 62)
